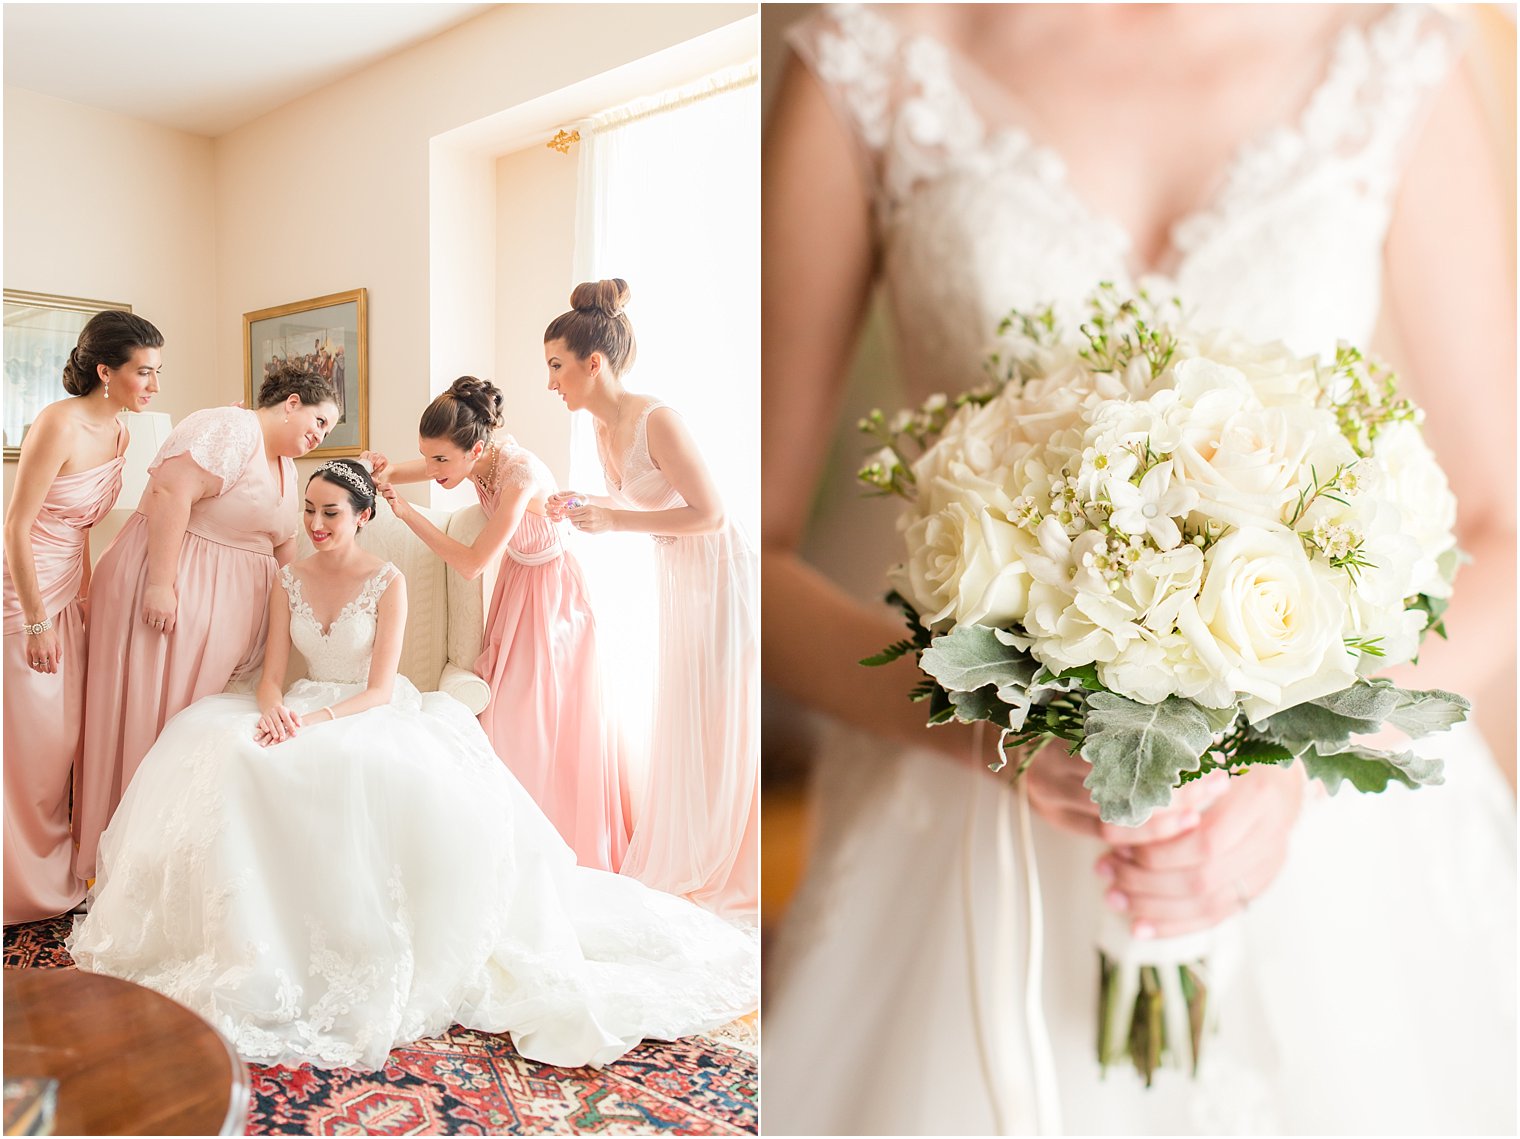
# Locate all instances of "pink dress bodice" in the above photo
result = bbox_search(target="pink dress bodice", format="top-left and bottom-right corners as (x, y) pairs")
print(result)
(2, 450), (124, 634)
(145, 407), (296, 555)
(475, 438), (565, 563)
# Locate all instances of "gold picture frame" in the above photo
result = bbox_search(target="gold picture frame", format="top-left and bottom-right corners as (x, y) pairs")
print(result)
(3, 290), (132, 458)
(243, 288), (368, 458)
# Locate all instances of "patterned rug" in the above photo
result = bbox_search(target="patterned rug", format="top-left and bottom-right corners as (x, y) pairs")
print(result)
(5, 917), (757, 1135)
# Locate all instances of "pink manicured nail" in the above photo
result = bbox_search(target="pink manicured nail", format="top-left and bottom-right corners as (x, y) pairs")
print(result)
(1104, 888), (1129, 913)
(1133, 921), (1157, 939)
(1094, 859), (1115, 882)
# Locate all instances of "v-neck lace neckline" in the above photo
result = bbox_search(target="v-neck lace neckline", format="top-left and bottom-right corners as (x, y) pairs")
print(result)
(877, 4), (1402, 281)
(284, 564), (393, 639)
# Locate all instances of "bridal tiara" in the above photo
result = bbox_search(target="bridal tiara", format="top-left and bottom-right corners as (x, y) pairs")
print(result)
(313, 461), (373, 499)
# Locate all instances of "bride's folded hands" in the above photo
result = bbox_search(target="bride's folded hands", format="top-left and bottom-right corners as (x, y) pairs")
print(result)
(1094, 762), (1306, 938)
(253, 700), (302, 746)
(1024, 747), (1232, 847)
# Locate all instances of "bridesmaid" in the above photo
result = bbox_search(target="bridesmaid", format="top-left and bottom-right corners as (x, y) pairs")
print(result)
(2, 311), (163, 924)
(544, 280), (759, 920)
(73, 363), (338, 879)
(369, 378), (627, 872)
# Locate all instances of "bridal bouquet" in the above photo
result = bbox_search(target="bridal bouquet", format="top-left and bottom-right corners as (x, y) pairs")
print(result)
(859, 285), (1468, 1081)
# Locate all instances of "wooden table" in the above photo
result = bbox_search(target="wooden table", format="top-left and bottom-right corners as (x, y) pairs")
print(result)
(4, 969), (248, 1135)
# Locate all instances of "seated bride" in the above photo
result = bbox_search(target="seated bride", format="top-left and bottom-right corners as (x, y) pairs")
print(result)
(68, 458), (756, 1071)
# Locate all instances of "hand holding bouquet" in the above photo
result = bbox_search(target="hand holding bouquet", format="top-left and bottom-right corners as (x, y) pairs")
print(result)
(860, 285), (1469, 1080)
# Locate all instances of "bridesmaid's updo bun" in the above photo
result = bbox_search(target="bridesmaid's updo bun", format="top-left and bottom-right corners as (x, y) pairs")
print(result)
(62, 310), (165, 396)
(258, 361), (339, 410)
(309, 458), (376, 526)
(419, 376), (504, 451)
(543, 278), (637, 377)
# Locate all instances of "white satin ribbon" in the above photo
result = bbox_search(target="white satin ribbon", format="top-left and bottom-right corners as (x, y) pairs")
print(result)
(503, 541), (563, 566)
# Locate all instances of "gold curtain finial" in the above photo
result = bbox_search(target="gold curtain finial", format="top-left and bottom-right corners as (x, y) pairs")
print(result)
(547, 129), (580, 154)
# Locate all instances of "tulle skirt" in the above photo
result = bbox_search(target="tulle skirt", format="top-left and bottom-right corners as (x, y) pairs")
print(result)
(74, 513), (275, 879)
(68, 677), (757, 1071)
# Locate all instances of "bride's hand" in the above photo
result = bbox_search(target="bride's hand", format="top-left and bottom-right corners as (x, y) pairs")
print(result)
(1096, 763), (1305, 938)
(1023, 746), (1229, 846)
(378, 483), (412, 520)
(254, 702), (301, 745)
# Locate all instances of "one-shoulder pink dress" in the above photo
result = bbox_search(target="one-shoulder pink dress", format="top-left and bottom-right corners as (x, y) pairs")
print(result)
(73, 407), (295, 879)
(601, 402), (760, 920)
(473, 441), (628, 873)
(2, 425), (126, 923)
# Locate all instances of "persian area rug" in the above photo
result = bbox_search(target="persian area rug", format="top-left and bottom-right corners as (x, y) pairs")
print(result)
(5, 917), (757, 1135)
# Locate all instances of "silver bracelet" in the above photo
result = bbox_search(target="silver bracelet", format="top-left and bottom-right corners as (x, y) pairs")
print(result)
(22, 617), (52, 636)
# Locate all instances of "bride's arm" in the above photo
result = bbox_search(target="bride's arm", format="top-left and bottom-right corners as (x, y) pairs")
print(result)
(378, 481), (530, 581)
(315, 574), (408, 721)
(254, 578), (298, 745)
(563, 408), (725, 536)
(1380, 56), (1516, 785)
(762, 55), (975, 761)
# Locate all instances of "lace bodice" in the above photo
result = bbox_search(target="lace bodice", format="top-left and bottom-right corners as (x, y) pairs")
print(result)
(791, 4), (1455, 390)
(280, 562), (399, 685)
(599, 402), (685, 513)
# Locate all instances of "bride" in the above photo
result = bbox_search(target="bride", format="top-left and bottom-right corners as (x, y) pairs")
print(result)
(762, 4), (1514, 1135)
(68, 458), (756, 1071)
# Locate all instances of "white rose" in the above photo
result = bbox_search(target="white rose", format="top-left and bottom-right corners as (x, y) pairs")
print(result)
(893, 476), (1031, 631)
(1022, 519), (1143, 668)
(1188, 328), (1319, 408)
(1176, 527), (1356, 722)
(1372, 421), (1458, 598)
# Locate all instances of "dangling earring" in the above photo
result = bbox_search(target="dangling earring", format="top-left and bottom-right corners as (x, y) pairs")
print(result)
(102, 378), (110, 400)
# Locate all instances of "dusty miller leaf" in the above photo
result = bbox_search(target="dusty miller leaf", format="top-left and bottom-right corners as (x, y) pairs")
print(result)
(920, 625), (1039, 696)
(1256, 680), (1401, 749)
(1385, 688), (1469, 739)
(1299, 745), (1445, 795)
(1080, 693), (1213, 826)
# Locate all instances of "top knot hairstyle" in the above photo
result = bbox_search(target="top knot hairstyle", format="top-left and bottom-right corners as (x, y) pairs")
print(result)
(419, 376), (504, 452)
(308, 458), (376, 525)
(62, 310), (165, 397)
(258, 360), (339, 410)
(543, 279), (637, 377)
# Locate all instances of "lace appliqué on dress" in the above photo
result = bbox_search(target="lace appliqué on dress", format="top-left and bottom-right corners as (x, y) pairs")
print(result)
(280, 562), (400, 685)
(148, 406), (260, 496)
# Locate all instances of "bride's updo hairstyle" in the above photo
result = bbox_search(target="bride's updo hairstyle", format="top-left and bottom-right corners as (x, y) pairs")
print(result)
(418, 376), (505, 452)
(543, 279), (637, 377)
(62, 310), (165, 396)
(308, 458), (376, 528)
(259, 361), (338, 410)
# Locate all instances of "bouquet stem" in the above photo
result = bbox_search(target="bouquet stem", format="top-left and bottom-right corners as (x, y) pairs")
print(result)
(1097, 951), (1209, 1085)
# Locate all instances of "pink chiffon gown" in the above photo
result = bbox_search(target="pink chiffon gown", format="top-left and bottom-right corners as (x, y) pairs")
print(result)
(474, 440), (627, 873)
(73, 407), (295, 879)
(2, 423), (126, 924)
(601, 403), (760, 920)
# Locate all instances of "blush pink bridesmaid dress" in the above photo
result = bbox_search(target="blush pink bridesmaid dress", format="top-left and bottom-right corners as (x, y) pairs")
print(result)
(600, 403), (760, 921)
(2, 425), (126, 924)
(474, 441), (628, 873)
(73, 407), (295, 880)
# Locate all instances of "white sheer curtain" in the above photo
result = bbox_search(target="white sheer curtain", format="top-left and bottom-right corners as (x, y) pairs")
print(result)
(566, 64), (760, 795)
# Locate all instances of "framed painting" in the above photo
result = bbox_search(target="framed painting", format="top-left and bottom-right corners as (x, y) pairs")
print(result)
(243, 288), (368, 457)
(4, 290), (132, 458)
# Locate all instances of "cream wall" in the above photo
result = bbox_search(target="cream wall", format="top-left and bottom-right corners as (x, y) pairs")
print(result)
(211, 3), (753, 505)
(2, 86), (217, 504)
(494, 145), (579, 484)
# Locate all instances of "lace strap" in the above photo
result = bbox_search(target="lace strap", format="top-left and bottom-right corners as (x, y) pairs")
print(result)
(497, 446), (537, 492)
(787, 5), (985, 225)
(355, 562), (400, 614)
(1309, 6), (1456, 186)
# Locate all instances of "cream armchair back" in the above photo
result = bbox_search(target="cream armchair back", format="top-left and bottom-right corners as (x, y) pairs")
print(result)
(290, 503), (496, 713)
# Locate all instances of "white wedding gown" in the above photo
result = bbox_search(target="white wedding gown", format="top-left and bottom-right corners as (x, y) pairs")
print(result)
(764, 6), (1516, 1135)
(69, 563), (757, 1071)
